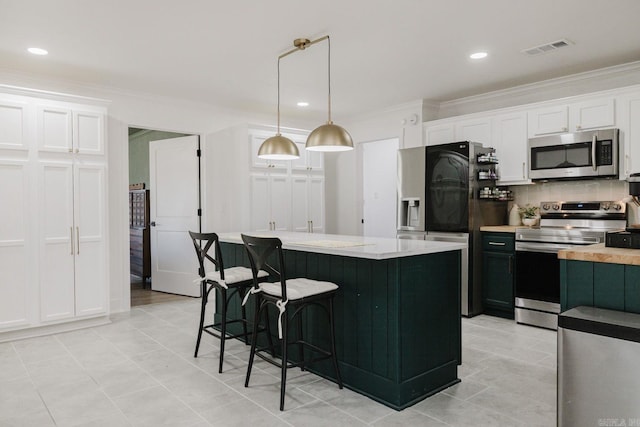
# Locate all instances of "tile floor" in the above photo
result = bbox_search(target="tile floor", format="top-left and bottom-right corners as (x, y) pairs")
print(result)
(0, 300), (557, 426)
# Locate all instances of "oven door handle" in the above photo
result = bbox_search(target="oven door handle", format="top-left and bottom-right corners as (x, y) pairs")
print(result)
(516, 242), (578, 253)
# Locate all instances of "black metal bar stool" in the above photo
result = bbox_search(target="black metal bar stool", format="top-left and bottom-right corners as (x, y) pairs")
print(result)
(189, 231), (268, 373)
(241, 233), (343, 411)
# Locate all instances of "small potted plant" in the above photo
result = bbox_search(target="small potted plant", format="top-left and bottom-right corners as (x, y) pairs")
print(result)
(519, 204), (539, 226)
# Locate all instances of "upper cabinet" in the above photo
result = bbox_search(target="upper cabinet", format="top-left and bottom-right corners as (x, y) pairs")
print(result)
(424, 123), (455, 146)
(528, 97), (615, 137)
(455, 118), (492, 145)
(37, 105), (105, 155)
(291, 141), (324, 173)
(0, 99), (29, 151)
(493, 112), (529, 185)
(617, 91), (640, 177)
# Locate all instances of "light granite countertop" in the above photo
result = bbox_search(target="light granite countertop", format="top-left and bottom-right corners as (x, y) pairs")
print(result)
(218, 231), (466, 260)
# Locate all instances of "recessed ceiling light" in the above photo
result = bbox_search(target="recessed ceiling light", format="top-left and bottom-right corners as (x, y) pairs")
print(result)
(470, 51), (488, 59)
(27, 47), (48, 55)
(297, 101), (309, 107)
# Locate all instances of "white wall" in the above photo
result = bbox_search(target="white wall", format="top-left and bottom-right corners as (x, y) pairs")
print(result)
(325, 101), (423, 235)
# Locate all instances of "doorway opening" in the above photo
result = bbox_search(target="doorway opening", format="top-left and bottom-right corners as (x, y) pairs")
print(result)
(128, 127), (192, 306)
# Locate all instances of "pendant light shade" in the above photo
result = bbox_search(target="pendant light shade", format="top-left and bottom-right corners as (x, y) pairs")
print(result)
(258, 133), (299, 159)
(305, 122), (353, 152)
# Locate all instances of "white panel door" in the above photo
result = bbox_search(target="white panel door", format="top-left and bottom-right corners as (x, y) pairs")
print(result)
(628, 97), (640, 176)
(40, 162), (76, 322)
(0, 100), (28, 151)
(494, 112), (529, 184)
(291, 175), (308, 232)
(74, 111), (104, 155)
(571, 98), (615, 131)
(0, 160), (30, 329)
(363, 138), (399, 238)
(528, 105), (569, 136)
(270, 175), (291, 232)
(38, 106), (73, 153)
(250, 174), (271, 232)
(308, 176), (325, 233)
(149, 136), (200, 297)
(74, 164), (106, 316)
(455, 119), (492, 145)
(425, 123), (455, 146)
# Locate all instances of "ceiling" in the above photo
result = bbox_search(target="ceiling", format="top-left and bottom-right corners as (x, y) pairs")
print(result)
(2, 0), (640, 122)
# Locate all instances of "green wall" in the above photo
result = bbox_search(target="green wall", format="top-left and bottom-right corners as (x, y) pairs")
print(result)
(128, 129), (190, 187)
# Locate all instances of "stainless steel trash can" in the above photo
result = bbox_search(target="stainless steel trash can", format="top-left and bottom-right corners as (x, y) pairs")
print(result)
(558, 306), (640, 426)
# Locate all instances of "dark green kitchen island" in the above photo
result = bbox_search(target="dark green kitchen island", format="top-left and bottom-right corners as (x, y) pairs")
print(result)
(217, 232), (464, 410)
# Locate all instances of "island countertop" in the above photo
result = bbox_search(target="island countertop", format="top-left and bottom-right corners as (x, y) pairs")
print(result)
(218, 231), (465, 260)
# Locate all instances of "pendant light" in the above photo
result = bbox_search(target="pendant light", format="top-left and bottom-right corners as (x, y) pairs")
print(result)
(257, 46), (299, 160)
(302, 36), (354, 152)
(258, 36), (353, 158)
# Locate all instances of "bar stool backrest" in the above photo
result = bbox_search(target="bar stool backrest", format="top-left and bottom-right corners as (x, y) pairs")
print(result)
(189, 231), (225, 280)
(241, 234), (287, 301)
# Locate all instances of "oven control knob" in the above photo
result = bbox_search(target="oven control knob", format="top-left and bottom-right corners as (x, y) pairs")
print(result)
(603, 204), (610, 211)
(552, 204), (560, 210)
(613, 204), (622, 211)
(542, 204), (550, 211)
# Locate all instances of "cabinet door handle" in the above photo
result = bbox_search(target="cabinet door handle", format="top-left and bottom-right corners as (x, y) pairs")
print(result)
(488, 241), (506, 246)
(509, 255), (513, 274)
(70, 227), (74, 255)
(522, 162), (525, 179)
(591, 134), (597, 172)
(76, 227), (80, 254)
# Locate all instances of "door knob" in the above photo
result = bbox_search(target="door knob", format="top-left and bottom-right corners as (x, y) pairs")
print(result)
(150, 221), (156, 226)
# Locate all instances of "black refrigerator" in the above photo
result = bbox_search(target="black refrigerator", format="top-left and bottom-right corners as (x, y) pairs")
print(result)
(425, 142), (507, 316)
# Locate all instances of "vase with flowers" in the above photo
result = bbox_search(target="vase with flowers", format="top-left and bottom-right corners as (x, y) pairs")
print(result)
(519, 204), (539, 226)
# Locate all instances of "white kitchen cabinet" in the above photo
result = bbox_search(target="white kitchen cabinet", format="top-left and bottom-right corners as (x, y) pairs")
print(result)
(493, 112), (530, 184)
(250, 173), (291, 232)
(0, 159), (32, 330)
(617, 92), (640, 177)
(424, 122), (455, 146)
(37, 105), (104, 155)
(455, 118), (492, 145)
(0, 99), (29, 151)
(291, 175), (325, 233)
(39, 161), (107, 322)
(291, 141), (324, 172)
(528, 97), (615, 137)
(0, 88), (108, 339)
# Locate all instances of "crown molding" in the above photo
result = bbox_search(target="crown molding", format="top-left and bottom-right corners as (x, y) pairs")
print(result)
(434, 60), (640, 118)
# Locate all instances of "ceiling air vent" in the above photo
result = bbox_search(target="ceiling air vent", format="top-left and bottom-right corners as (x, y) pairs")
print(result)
(522, 39), (573, 56)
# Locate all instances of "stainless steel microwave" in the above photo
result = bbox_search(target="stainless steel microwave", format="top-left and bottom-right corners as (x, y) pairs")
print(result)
(528, 128), (619, 181)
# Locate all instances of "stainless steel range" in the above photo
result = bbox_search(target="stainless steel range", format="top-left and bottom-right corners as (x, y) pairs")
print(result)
(514, 201), (626, 330)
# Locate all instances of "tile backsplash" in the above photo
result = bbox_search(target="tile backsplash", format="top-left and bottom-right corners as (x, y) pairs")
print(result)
(512, 179), (629, 207)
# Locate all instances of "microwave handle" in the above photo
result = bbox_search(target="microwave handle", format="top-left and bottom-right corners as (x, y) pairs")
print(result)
(592, 134), (597, 171)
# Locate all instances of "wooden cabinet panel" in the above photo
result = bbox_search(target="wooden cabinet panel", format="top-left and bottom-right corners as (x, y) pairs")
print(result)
(0, 100), (28, 150)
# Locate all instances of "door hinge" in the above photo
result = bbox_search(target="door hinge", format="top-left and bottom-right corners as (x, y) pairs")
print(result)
(196, 149), (201, 157)
(197, 208), (202, 216)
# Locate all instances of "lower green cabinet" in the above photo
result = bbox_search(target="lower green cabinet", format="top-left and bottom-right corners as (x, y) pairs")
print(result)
(560, 260), (640, 314)
(481, 232), (515, 319)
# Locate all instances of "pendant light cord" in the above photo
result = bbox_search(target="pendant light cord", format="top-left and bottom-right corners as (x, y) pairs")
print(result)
(276, 55), (281, 133)
(327, 35), (332, 124)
